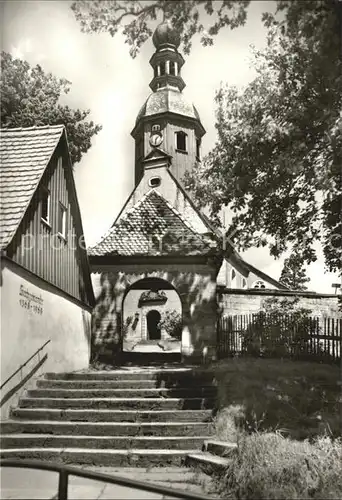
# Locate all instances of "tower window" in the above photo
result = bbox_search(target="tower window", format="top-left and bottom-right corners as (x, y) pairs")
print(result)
(175, 131), (187, 152)
(152, 124), (161, 133)
(160, 61), (166, 76)
(170, 61), (176, 75)
(196, 138), (201, 160)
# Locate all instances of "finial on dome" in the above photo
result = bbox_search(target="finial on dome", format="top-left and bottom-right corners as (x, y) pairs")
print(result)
(152, 18), (181, 50)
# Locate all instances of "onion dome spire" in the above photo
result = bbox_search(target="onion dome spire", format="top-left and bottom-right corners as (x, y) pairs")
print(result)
(149, 19), (185, 92)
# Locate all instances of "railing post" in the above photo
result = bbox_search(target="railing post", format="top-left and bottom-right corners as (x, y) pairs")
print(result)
(58, 470), (68, 500)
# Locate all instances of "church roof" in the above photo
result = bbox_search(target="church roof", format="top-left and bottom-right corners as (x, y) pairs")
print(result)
(88, 189), (216, 257)
(135, 88), (202, 125)
(0, 125), (65, 249)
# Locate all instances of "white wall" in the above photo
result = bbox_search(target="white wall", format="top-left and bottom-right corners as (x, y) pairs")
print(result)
(1, 259), (91, 417)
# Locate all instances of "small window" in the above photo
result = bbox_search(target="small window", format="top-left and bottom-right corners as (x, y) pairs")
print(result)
(41, 187), (50, 225)
(253, 280), (266, 289)
(160, 61), (166, 76)
(152, 124), (161, 133)
(175, 131), (187, 152)
(169, 61), (176, 75)
(196, 138), (201, 160)
(231, 269), (237, 288)
(149, 176), (161, 188)
(242, 278), (247, 289)
(58, 202), (67, 239)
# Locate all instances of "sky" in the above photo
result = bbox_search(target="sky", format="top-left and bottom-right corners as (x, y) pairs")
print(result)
(1, 0), (340, 293)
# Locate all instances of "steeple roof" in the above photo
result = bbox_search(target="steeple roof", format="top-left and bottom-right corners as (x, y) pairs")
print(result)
(135, 87), (202, 125)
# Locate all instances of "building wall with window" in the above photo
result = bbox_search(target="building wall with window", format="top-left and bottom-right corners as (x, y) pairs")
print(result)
(6, 144), (89, 303)
(140, 117), (198, 183)
(0, 125), (94, 416)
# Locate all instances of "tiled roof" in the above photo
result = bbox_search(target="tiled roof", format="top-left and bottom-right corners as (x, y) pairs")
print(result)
(88, 190), (216, 257)
(0, 125), (64, 249)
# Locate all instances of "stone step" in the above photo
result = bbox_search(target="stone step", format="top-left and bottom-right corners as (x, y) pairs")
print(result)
(1, 420), (214, 436)
(185, 451), (231, 474)
(37, 379), (159, 389)
(37, 378), (216, 389)
(44, 369), (194, 381)
(18, 397), (215, 410)
(10, 408), (213, 422)
(202, 439), (237, 457)
(26, 387), (217, 399)
(1, 434), (209, 450)
(0, 448), (197, 467)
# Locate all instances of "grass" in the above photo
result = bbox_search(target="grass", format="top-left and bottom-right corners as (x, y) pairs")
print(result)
(193, 358), (342, 498)
(214, 432), (342, 499)
(204, 357), (341, 441)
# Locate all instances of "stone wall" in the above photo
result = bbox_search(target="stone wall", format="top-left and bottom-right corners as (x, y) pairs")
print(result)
(218, 288), (341, 318)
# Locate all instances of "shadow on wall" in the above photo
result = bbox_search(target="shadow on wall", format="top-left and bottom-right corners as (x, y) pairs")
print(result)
(91, 263), (221, 365)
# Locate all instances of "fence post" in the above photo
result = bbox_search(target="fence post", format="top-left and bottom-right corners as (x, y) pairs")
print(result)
(58, 470), (68, 500)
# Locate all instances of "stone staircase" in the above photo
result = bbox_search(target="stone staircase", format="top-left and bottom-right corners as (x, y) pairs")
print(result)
(0, 366), (217, 467)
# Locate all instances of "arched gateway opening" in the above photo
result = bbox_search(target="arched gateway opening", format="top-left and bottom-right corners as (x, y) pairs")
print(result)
(122, 277), (182, 353)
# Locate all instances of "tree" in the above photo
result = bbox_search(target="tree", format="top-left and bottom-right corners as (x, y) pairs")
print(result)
(159, 309), (182, 340)
(71, 0), (250, 57)
(279, 252), (310, 290)
(1, 51), (102, 165)
(71, 1), (342, 273)
(184, 0), (342, 274)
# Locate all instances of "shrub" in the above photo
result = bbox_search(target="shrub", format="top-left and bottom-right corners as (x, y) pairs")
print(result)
(216, 432), (342, 499)
(241, 297), (314, 358)
(159, 310), (182, 340)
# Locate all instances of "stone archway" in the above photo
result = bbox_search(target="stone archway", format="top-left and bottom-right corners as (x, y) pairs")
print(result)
(146, 310), (161, 340)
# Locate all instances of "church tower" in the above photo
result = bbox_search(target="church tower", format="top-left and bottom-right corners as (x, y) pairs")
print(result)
(131, 19), (206, 186)
(88, 18), (287, 365)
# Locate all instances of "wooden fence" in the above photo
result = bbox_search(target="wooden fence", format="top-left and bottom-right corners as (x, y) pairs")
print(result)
(217, 314), (342, 362)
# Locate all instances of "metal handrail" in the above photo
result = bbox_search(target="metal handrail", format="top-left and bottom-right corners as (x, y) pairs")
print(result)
(0, 340), (51, 390)
(0, 459), (216, 500)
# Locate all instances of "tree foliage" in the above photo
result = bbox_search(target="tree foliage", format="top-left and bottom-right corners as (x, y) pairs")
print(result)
(280, 252), (310, 290)
(71, 0), (249, 57)
(185, 0), (342, 274)
(71, 1), (341, 274)
(1, 51), (102, 165)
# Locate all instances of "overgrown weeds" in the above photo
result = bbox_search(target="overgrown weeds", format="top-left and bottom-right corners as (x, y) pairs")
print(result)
(215, 432), (342, 499)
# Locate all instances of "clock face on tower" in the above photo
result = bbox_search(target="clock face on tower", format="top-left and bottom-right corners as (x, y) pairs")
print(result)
(149, 133), (163, 148)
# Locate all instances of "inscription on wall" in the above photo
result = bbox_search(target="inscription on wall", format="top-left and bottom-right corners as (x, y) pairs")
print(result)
(19, 284), (44, 315)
